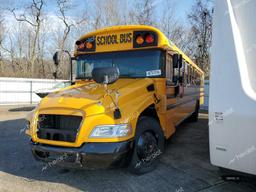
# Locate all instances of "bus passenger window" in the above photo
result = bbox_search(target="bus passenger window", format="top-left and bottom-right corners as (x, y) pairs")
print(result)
(188, 66), (191, 85)
(184, 63), (189, 86)
(191, 68), (195, 85)
(166, 53), (173, 81)
(180, 63), (185, 84)
(173, 63), (183, 84)
(195, 72), (201, 86)
(188, 66), (192, 85)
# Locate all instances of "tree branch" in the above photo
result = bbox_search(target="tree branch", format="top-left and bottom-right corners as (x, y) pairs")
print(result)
(9, 8), (37, 27)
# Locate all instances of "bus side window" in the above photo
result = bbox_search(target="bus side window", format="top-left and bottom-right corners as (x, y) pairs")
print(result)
(166, 53), (173, 84)
(184, 62), (189, 86)
(188, 65), (191, 85)
(173, 61), (182, 85)
(179, 62), (185, 85)
(191, 68), (195, 85)
(189, 66), (193, 85)
(195, 72), (201, 86)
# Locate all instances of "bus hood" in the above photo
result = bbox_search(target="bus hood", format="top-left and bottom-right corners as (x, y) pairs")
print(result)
(38, 78), (155, 117)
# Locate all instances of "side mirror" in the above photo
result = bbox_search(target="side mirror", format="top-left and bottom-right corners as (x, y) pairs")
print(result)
(92, 67), (120, 84)
(53, 72), (57, 79)
(174, 85), (180, 97)
(179, 54), (183, 68)
(173, 54), (179, 68)
(173, 54), (182, 68)
(53, 52), (60, 66)
(179, 76), (183, 83)
(173, 76), (179, 84)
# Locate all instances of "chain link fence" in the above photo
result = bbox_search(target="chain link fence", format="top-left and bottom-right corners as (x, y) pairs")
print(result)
(0, 78), (67, 105)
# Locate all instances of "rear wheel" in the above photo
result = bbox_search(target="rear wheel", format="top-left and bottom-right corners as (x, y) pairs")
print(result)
(128, 117), (164, 175)
(189, 100), (199, 122)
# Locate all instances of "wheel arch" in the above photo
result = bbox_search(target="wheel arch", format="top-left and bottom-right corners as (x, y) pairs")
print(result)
(138, 104), (160, 124)
(135, 104), (165, 141)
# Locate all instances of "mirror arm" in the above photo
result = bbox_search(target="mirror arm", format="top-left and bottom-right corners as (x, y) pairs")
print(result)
(114, 90), (121, 119)
(104, 90), (122, 119)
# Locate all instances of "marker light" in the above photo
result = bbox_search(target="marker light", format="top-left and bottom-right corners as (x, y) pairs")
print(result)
(136, 36), (144, 45)
(86, 42), (93, 49)
(145, 34), (154, 44)
(78, 43), (85, 49)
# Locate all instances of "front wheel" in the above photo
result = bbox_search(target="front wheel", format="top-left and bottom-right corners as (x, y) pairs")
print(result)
(128, 117), (164, 175)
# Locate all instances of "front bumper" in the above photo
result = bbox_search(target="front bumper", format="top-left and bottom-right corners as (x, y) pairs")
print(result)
(30, 140), (133, 169)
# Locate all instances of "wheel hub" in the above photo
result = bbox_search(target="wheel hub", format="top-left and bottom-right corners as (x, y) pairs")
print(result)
(137, 132), (158, 160)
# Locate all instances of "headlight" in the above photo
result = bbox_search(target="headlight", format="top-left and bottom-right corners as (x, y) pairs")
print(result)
(89, 124), (132, 138)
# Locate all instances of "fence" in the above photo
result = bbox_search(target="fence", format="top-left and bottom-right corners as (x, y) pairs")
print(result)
(0, 78), (67, 105)
(0, 77), (210, 109)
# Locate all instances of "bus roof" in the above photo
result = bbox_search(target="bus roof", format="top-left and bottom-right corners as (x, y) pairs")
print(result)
(75, 25), (204, 76)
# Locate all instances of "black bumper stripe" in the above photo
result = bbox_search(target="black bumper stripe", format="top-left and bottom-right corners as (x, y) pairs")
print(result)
(167, 98), (197, 110)
(167, 91), (204, 100)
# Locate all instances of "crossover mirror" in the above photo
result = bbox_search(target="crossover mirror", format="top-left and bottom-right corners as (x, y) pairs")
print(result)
(92, 67), (120, 85)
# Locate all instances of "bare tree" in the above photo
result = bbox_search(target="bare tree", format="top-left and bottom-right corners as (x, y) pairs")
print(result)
(158, 0), (187, 48)
(0, 12), (31, 77)
(188, 0), (213, 77)
(56, 0), (74, 51)
(103, 0), (122, 26)
(0, 24), (33, 77)
(10, 0), (44, 77)
(55, 0), (75, 79)
(92, 0), (122, 29)
(0, 12), (4, 47)
(159, 0), (176, 37)
(0, 0), (211, 79)
(134, 0), (156, 25)
(0, 11), (4, 74)
(0, 28), (17, 73)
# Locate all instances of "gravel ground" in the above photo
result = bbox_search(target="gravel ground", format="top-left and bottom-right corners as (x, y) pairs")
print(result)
(0, 106), (255, 192)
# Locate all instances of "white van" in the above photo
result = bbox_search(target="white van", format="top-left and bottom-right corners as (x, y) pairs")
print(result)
(210, 0), (256, 176)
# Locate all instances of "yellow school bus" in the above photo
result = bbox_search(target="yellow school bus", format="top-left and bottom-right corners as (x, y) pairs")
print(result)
(26, 25), (204, 174)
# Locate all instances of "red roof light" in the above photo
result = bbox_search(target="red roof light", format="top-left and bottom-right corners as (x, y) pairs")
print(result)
(145, 34), (154, 44)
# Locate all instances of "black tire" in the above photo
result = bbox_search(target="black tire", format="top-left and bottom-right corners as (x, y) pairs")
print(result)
(189, 100), (199, 122)
(128, 117), (165, 175)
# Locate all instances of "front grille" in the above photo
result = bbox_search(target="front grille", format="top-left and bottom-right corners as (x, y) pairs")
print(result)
(37, 114), (82, 142)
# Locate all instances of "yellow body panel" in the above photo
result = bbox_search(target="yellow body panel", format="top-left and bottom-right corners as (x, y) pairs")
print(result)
(28, 25), (204, 148)
(30, 79), (160, 146)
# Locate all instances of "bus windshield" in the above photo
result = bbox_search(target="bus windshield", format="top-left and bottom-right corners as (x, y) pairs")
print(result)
(76, 49), (165, 79)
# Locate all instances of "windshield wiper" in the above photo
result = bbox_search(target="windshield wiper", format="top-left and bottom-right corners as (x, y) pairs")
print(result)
(119, 74), (141, 78)
(76, 76), (93, 80)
